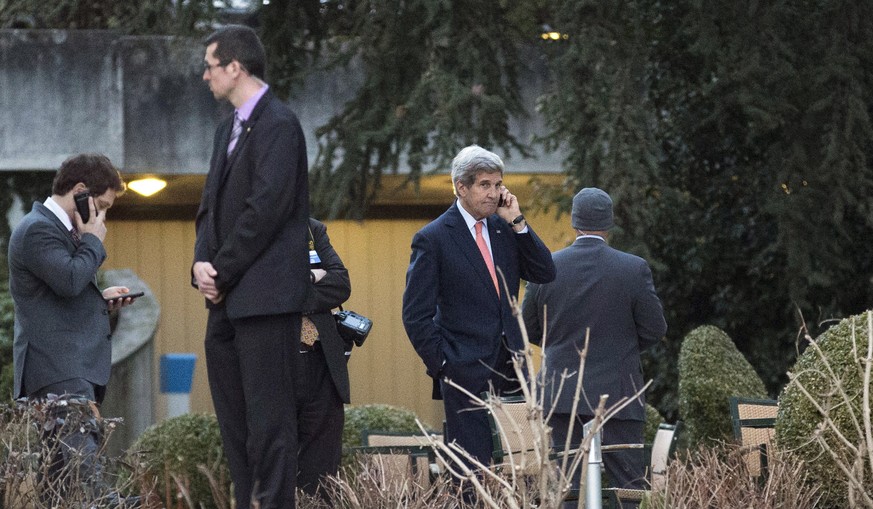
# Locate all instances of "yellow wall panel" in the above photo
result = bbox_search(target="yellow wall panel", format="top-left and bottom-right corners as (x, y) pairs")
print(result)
(100, 205), (573, 429)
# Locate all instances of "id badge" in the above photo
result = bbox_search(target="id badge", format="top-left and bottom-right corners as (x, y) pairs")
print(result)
(309, 249), (322, 266)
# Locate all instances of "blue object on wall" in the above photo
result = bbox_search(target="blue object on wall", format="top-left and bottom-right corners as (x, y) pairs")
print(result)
(160, 353), (197, 393)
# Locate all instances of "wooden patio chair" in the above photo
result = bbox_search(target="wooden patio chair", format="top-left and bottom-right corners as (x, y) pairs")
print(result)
(729, 396), (778, 480)
(486, 394), (598, 504)
(354, 430), (443, 488)
(487, 395), (546, 474)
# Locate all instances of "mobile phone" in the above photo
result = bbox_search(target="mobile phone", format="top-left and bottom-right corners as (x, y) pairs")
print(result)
(74, 191), (90, 223)
(498, 193), (505, 208)
(104, 291), (144, 302)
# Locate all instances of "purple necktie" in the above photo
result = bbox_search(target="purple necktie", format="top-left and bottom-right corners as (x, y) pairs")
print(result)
(227, 113), (242, 155)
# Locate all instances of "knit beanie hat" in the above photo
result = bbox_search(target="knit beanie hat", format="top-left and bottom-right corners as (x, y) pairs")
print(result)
(571, 187), (614, 230)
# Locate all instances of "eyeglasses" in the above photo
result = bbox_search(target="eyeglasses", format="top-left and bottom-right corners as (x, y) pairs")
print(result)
(203, 60), (230, 74)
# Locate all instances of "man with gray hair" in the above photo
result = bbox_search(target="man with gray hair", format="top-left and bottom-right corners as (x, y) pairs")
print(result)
(522, 187), (666, 508)
(402, 145), (556, 469)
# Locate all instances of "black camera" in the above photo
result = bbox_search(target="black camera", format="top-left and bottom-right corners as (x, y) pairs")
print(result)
(334, 309), (372, 347)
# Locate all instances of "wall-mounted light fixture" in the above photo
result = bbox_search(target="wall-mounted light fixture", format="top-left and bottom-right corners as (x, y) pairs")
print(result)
(540, 24), (569, 41)
(128, 177), (168, 197)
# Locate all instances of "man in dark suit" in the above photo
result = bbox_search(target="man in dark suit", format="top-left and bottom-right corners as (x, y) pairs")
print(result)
(296, 218), (352, 498)
(192, 25), (309, 509)
(9, 153), (135, 500)
(402, 145), (556, 469)
(522, 187), (667, 507)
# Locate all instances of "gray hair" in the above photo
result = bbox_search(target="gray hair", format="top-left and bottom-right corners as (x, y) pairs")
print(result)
(451, 145), (504, 191)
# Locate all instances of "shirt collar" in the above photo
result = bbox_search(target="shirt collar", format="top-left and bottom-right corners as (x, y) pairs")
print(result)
(44, 196), (73, 231)
(456, 199), (483, 232)
(235, 84), (269, 122)
(576, 233), (606, 242)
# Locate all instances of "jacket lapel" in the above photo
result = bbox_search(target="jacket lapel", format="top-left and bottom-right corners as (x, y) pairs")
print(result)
(217, 90), (273, 190)
(216, 121), (231, 167)
(35, 203), (76, 248)
(446, 204), (500, 302)
(210, 115), (233, 198)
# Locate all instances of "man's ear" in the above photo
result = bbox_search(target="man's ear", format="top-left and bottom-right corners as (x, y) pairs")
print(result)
(226, 60), (244, 78)
(72, 182), (88, 194)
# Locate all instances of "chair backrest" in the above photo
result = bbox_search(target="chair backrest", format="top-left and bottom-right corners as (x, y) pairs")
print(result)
(359, 430), (442, 488)
(728, 397), (778, 477)
(649, 421), (682, 489)
(487, 395), (548, 474)
(363, 430), (436, 448)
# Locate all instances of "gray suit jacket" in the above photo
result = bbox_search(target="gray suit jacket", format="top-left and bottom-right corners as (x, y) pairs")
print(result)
(9, 202), (112, 399)
(521, 237), (666, 421)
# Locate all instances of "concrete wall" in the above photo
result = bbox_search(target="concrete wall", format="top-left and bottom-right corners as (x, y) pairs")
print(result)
(0, 30), (125, 169)
(0, 29), (561, 175)
(100, 269), (159, 456)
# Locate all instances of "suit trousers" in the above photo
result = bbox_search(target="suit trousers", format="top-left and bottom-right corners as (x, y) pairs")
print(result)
(205, 305), (300, 509)
(550, 413), (645, 509)
(294, 341), (344, 499)
(30, 378), (106, 501)
(440, 342), (521, 469)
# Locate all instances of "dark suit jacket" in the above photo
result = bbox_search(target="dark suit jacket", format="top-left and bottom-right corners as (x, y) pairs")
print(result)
(302, 219), (352, 403)
(9, 202), (112, 399)
(402, 202), (556, 397)
(193, 89), (309, 319)
(521, 237), (667, 421)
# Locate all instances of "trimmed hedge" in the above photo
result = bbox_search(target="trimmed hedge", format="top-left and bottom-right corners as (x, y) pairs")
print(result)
(342, 403), (425, 449)
(128, 413), (229, 509)
(644, 403), (664, 444)
(0, 286), (14, 402)
(776, 311), (873, 508)
(678, 325), (767, 446)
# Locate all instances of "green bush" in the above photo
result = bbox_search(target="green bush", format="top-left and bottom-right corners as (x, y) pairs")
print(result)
(644, 403), (663, 444)
(341, 404), (429, 468)
(678, 325), (767, 446)
(776, 311), (873, 508)
(128, 413), (228, 509)
(127, 406), (428, 505)
(342, 403), (426, 451)
(0, 285), (15, 402)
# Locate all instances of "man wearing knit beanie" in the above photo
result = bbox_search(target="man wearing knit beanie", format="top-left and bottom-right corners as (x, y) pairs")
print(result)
(522, 187), (667, 509)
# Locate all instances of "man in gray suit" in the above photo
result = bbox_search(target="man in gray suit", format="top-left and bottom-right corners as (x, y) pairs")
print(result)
(8, 153), (136, 500)
(521, 187), (666, 506)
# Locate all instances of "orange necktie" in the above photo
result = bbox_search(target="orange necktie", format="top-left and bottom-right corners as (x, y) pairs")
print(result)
(475, 221), (499, 295)
(300, 316), (319, 346)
